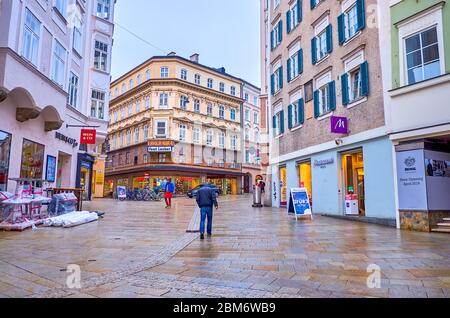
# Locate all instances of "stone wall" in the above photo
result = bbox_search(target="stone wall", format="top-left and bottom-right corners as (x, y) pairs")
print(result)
(400, 211), (450, 232)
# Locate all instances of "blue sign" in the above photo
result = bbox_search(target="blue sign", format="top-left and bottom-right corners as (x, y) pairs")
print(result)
(288, 188), (312, 219)
(46, 155), (57, 182)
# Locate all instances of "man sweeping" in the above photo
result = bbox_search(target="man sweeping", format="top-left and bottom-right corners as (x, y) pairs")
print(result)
(164, 178), (175, 208)
(195, 184), (218, 240)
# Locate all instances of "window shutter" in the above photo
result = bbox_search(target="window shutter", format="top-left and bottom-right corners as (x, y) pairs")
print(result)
(311, 37), (317, 65)
(288, 104), (293, 129)
(326, 25), (333, 54)
(287, 58), (292, 82)
(314, 90), (320, 118)
(341, 73), (349, 106)
(279, 67), (284, 89)
(298, 49), (303, 74)
(298, 98), (305, 124)
(310, 0), (315, 10)
(297, 0), (302, 23)
(328, 81), (336, 111)
(270, 74), (275, 95)
(273, 115), (277, 129)
(357, 0), (366, 31)
(270, 31), (274, 50)
(286, 10), (292, 34)
(338, 13), (345, 45)
(360, 61), (369, 96)
(278, 20), (283, 43)
(280, 110), (285, 134)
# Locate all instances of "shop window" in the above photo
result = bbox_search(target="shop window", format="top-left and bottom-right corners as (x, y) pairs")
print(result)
(20, 139), (45, 179)
(279, 166), (287, 206)
(342, 151), (365, 216)
(297, 161), (312, 206)
(0, 131), (12, 191)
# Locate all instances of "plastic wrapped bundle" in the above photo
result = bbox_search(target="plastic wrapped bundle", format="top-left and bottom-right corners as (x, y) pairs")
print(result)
(43, 211), (99, 228)
(0, 192), (14, 222)
(48, 193), (78, 216)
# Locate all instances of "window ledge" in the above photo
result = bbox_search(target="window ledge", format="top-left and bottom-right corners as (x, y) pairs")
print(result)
(343, 31), (362, 47)
(290, 124), (304, 132)
(317, 111), (333, 121)
(275, 133), (285, 139)
(288, 74), (301, 85)
(346, 97), (367, 109)
(389, 73), (450, 97)
(315, 54), (330, 67)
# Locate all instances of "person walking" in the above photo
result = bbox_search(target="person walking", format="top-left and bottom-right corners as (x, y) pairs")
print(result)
(196, 184), (218, 240)
(164, 178), (175, 208)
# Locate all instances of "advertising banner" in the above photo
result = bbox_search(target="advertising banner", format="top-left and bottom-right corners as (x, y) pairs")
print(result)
(288, 188), (312, 220)
(396, 150), (427, 210)
(45, 155), (57, 183)
(80, 129), (97, 145)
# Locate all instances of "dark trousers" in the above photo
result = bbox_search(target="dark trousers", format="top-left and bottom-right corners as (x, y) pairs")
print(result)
(200, 206), (213, 235)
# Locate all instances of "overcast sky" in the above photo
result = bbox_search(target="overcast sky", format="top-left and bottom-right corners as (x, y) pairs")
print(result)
(111, 0), (261, 87)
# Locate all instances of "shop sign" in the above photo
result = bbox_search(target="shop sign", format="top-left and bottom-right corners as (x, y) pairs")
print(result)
(148, 146), (174, 153)
(80, 129), (97, 145)
(288, 188), (312, 220)
(331, 116), (348, 134)
(396, 150), (427, 210)
(314, 158), (334, 169)
(55, 132), (78, 148)
(45, 155), (57, 183)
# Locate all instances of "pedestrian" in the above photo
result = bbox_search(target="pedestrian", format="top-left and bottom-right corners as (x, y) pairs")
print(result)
(259, 180), (266, 193)
(164, 178), (175, 208)
(195, 184), (218, 240)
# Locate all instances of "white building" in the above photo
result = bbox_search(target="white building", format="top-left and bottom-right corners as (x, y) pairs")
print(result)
(0, 0), (116, 199)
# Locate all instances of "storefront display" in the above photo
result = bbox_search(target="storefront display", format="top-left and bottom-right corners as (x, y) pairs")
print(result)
(297, 161), (312, 206)
(0, 131), (12, 191)
(76, 154), (95, 201)
(279, 166), (287, 206)
(20, 139), (45, 179)
(342, 150), (365, 216)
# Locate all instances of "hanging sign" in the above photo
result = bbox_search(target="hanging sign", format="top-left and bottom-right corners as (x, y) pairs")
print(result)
(288, 188), (313, 220)
(80, 129), (97, 145)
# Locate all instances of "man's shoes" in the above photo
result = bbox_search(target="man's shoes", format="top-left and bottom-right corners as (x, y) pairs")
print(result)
(207, 233), (212, 237)
(200, 234), (205, 240)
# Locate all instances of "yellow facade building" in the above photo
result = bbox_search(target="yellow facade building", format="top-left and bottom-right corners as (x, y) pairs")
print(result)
(105, 54), (245, 196)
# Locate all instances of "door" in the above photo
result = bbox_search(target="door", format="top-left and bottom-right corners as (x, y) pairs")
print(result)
(244, 175), (250, 193)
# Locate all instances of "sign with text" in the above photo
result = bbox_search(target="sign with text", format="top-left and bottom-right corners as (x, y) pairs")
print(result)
(396, 150), (427, 210)
(331, 116), (349, 134)
(288, 188), (312, 220)
(148, 146), (174, 153)
(148, 140), (175, 147)
(80, 129), (97, 145)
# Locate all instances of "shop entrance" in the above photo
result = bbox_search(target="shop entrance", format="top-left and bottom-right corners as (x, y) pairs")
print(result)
(244, 174), (251, 193)
(297, 160), (312, 207)
(341, 150), (365, 216)
(279, 166), (287, 207)
(56, 152), (71, 188)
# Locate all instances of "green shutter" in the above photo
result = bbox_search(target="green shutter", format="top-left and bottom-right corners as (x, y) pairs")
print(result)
(298, 49), (303, 74)
(357, 0), (366, 31)
(279, 67), (283, 89)
(310, 0), (315, 9)
(311, 37), (317, 65)
(328, 81), (336, 111)
(278, 20), (283, 43)
(338, 13), (345, 45)
(314, 90), (320, 118)
(298, 98), (305, 124)
(341, 73), (349, 106)
(297, 0), (302, 23)
(360, 61), (369, 96)
(287, 10), (292, 34)
(280, 110), (285, 134)
(273, 115), (277, 129)
(271, 74), (275, 95)
(270, 30), (274, 50)
(287, 59), (292, 82)
(288, 104), (293, 129)
(326, 25), (333, 54)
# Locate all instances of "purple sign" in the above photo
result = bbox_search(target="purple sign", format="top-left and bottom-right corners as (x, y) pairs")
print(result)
(331, 116), (349, 134)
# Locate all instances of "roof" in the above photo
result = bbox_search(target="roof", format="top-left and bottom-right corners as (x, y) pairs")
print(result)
(111, 55), (249, 86)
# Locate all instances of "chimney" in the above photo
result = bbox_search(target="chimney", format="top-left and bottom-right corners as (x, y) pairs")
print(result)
(190, 53), (199, 63)
(167, 51), (177, 56)
(217, 67), (226, 74)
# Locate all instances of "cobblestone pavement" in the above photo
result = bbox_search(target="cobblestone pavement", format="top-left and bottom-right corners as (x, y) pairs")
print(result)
(1, 195), (450, 298)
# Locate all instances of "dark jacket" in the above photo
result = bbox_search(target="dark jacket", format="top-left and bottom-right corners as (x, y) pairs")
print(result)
(196, 187), (218, 208)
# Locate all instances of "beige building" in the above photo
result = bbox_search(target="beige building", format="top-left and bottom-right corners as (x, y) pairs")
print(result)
(105, 54), (245, 196)
(262, 0), (398, 225)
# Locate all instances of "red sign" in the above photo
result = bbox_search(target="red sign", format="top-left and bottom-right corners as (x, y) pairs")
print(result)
(80, 129), (97, 145)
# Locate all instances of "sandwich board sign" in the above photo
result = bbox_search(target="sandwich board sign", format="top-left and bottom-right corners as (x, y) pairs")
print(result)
(288, 188), (313, 220)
